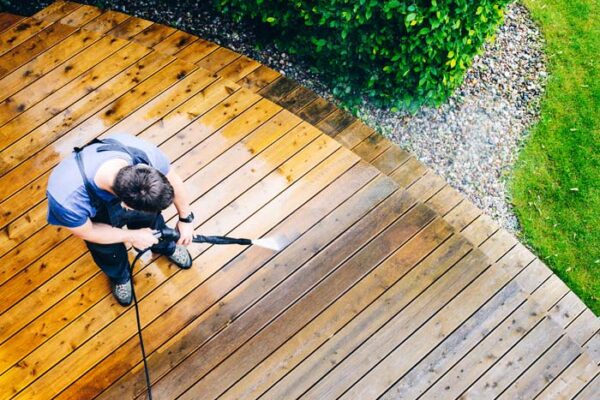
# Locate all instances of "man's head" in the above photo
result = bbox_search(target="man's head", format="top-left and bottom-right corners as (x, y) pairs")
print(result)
(113, 165), (174, 212)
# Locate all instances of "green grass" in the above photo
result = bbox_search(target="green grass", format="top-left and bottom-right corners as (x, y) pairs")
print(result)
(512, 0), (599, 314)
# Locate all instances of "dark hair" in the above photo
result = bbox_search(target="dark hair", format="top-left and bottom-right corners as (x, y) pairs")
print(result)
(113, 165), (174, 212)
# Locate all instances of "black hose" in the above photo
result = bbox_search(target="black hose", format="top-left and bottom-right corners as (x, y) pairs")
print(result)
(130, 249), (154, 400)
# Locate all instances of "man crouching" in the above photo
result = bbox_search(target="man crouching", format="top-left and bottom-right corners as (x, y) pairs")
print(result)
(46, 133), (195, 306)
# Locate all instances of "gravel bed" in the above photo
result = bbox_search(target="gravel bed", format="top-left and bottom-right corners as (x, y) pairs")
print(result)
(13, 1), (546, 233)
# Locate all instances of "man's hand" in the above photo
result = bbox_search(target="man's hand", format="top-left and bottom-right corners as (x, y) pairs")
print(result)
(176, 221), (194, 246)
(127, 228), (159, 249)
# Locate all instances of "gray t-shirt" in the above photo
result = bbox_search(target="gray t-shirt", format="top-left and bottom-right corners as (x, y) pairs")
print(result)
(46, 134), (170, 228)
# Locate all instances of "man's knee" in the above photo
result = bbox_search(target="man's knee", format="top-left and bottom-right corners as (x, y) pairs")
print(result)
(86, 241), (130, 282)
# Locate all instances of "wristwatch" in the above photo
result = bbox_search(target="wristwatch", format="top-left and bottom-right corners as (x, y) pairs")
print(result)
(178, 211), (194, 223)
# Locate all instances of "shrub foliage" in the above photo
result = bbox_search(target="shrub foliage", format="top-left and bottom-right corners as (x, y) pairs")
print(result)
(217, 0), (510, 108)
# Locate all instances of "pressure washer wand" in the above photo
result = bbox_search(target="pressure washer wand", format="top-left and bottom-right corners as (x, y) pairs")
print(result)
(154, 227), (284, 251)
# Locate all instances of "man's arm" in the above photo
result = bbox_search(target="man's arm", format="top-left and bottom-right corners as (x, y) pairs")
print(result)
(69, 219), (158, 249)
(166, 169), (194, 245)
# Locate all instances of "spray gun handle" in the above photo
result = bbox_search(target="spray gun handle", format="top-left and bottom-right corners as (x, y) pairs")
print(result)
(153, 227), (180, 242)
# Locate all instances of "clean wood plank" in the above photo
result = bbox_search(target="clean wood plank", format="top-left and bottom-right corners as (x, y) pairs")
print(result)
(0, 224), (70, 286)
(0, 34), (131, 126)
(0, 83), (251, 292)
(0, 197), (47, 256)
(153, 29), (197, 55)
(0, 28), (111, 103)
(548, 291), (588, 329)
(0, 13), (24, 34)
(0, 38), (148, 147)
(130, 22), (176, 48)
(167, 98), (282, 177)
(98, 67), (217, 137)
(0, 173), (48, 229)
(0, 22), (76, 79)
(80, 10), (129, 32)
(106, 16), (153, 40)
(479, 229), (520, 262)
(0, 235), (84, 314)
(225, 233), (472, 400)
(31, 1), (81, 22)
(173, 38), (219, 64)
(519, 258), (554, 294)
(0, 18), (53, 56)
(536, 353), (599, 400)
(0, 114), (313, 380)
(0, 105), (299, 375)
(196, 46), (240, 73)
(498, 335), (582, 400)
(215, 54), (261, 82)
(56, 3), (102, 27)
(12, 142), (355, 399)
(535, 274), (572, 310)
(0, 49), (174, 198)
(69, 163), (389, 400)
(135, 79), (241, 144)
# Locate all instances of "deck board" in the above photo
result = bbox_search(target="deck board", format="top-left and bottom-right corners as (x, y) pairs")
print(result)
(0, 4), (598, 399)
(0, 13), (24, 33)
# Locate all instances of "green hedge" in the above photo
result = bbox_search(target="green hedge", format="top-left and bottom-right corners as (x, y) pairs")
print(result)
(216, 0), (510, 108)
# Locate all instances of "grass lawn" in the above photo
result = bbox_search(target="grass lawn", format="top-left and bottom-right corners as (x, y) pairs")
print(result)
(512, 0), (599, 314)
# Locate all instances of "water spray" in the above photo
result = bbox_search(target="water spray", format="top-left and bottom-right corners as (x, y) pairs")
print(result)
(131, 227), (283, 399)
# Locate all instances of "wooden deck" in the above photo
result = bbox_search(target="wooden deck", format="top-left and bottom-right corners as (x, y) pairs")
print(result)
(0, 2), (598, 399)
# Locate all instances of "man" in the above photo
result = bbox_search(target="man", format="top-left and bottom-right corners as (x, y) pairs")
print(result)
(46, 133), (195, 306)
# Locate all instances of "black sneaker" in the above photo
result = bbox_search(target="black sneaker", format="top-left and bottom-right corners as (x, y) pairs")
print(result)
(168, 245), (192, 269)
(111, 279), (133, 306)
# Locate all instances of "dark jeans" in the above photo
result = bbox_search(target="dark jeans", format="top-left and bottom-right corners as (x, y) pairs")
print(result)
(85, 201), (175, 284)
